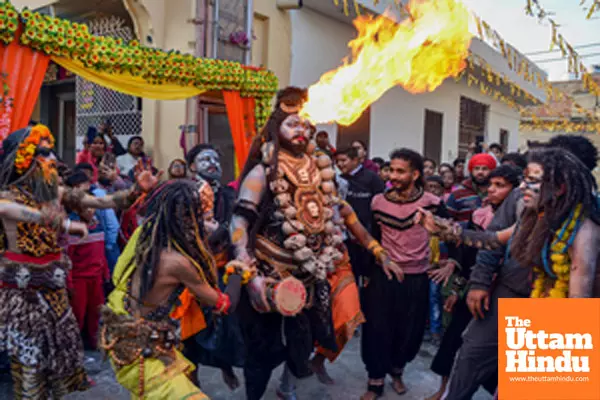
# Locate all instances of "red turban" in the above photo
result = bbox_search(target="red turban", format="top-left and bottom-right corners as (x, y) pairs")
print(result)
(468, 153), (497, 172)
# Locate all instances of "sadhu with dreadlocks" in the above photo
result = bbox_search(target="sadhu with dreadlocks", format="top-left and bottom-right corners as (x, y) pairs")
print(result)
(100, 179), (250, 399)
(229, 87), (401, 400)
(417, 147), (600, 399)
(0, 125), (156, 399)
(420, 147), (600, 298)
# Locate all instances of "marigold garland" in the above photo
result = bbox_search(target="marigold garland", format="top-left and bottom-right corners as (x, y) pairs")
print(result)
(530, 205), (583, 299)
(0, 2), (277, 130)
(14, 124), (55, 175)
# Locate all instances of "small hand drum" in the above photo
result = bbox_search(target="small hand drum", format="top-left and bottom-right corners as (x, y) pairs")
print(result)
(248, 276), (307, 316)
(265, 277), (307, 316)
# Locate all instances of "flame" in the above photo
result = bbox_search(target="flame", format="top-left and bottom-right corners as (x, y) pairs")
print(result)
(300, 0), (473, 126)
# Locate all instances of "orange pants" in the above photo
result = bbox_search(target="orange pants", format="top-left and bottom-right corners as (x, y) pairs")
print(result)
(317, 262), (365, 362)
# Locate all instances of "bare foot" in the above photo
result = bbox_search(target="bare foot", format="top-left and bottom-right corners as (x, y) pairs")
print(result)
(221, 368), (240, 391)
(310, 356), (335, 385)
(360, 391), (379, 400)
(391, 376), (407, 395)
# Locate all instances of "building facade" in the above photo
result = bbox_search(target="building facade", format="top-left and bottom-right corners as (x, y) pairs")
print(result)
(13, 0), (546, 173)
(284, 0), (544, 163)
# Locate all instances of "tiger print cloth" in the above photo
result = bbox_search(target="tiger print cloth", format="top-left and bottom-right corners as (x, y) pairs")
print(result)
(0, 255), (89, 398)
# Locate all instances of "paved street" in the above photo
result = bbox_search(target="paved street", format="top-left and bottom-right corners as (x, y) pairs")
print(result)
(1, 338), (492, 399)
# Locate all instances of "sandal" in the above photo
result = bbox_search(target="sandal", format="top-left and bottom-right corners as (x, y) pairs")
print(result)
(360, 383), (384, 400)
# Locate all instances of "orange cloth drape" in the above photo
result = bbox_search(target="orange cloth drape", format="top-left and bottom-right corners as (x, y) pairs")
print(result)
(0, 33), (50, 139)
(223, 90), (256, 177)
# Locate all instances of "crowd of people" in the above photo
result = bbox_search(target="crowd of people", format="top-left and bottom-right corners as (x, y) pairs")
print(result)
(0, 86), (599, 400)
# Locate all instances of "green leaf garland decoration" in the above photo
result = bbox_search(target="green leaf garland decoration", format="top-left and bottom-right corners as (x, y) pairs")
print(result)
(0, 2), (277, 135)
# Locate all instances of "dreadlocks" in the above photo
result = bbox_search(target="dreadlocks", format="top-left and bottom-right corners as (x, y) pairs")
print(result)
(237, 86), (311, 252)
(511, 147), (600, 268)
(133, 179), (218, 300)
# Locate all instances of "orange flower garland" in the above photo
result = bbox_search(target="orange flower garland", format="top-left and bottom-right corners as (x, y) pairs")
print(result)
(14, 125), (55, 174)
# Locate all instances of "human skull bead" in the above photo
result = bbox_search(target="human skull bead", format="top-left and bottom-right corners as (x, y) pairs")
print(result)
(316, 155), (332, 169)
(284, 234), (308, 251)
(284, 206), (298, 220)
(321, 181), (335, 195)
(302, 258), (318, 274)
(320, 168), (335, 181)
(52, 268), (67, 288)
(293, 247), (314, 262)
(15, 267), (31, 289)
(275, 193), (292, 209)
(270, 179), (290, 194)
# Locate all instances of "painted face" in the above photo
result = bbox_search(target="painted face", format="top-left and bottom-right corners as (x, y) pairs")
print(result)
(471, 165), (491, 186)
(279, 114), (312, 154)
(193, 149), (222, 183)
(520, 162), (543, 209)
(487, 176), (513, 206)
(389, 158), (419, 193)
(442, 170), (455, 189)
(423, 161), (436, 178)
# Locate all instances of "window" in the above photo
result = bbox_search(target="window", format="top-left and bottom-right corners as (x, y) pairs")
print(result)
(500, 129), (509, 151)
(337, 107), (371, 152)
(458, 96), (488, 157)
(423, 109), (443, 164)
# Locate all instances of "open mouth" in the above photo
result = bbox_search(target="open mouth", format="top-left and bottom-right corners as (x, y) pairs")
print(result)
(293, 136), (307, 143)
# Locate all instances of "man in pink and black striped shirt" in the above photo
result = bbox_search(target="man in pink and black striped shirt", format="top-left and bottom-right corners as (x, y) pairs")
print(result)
(360, 149), (455, 400)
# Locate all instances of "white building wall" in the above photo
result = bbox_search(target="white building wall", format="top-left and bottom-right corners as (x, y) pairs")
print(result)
(290, 8), (520, 163)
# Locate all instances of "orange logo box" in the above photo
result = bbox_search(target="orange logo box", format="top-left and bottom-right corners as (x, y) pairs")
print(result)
(498, 299), (600, 400)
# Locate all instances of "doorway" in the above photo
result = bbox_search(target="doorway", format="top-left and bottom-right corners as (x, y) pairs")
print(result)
(58, 93), (76, 165)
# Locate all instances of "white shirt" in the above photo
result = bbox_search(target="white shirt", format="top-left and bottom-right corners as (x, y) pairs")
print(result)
(117, 153), (139, 176)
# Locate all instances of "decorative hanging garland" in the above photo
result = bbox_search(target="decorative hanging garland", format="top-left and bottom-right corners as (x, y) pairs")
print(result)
(0, 2), (277, 130)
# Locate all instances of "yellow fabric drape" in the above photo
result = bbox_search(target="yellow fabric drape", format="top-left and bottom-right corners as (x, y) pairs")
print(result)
(52, 56), (204, 101)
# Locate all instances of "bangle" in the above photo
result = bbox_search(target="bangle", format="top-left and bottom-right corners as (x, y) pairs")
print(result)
(215, 292), (231, 315)
(63, 219), (72, 233)
(223, 260), (255, 285)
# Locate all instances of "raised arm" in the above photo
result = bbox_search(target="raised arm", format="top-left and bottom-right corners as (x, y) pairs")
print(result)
(568, 219), (599, 298)
(340, 200), (404, 281)
(417, 207), (514, 250)
(230, 165), (267, 264)
(0, 199), (88, 237)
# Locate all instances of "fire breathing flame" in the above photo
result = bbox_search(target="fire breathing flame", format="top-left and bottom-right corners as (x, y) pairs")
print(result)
(300, 0), (473, 126)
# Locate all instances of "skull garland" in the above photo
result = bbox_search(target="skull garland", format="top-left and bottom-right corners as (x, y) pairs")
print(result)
(268, 151), (342, 281)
